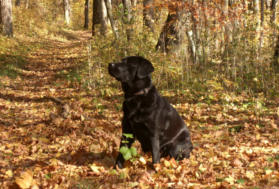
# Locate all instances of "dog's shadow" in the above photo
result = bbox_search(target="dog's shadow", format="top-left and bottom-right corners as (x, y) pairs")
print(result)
(58, 149), (115, 168)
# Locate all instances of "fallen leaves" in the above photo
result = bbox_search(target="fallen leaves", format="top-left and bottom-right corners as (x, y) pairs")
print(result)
(15, 170), (39, 189)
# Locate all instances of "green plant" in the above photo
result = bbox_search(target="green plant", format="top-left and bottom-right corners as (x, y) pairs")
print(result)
(119, 133), (138, 161)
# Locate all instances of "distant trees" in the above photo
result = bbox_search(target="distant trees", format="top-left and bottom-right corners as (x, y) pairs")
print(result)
(0, 0), (13, 37)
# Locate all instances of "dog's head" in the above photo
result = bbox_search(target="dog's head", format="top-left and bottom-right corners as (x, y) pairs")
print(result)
(108, 56), (154, 83)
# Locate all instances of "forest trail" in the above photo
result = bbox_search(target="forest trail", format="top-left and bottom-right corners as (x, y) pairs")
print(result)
(1, 30), (91, 127)
(0, 30), (122, 188)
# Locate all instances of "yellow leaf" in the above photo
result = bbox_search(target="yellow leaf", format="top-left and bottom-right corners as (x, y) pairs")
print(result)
(90, 164), (101, 173)
(139, 156), (146, 165)
(81, 114), (85, 121)
(31, 184), (39, 189)
(246, 170), (255, 180)
(265, 169), (273, 175)
(199, 164), (207, 172)
(225, 176), (235, 184)
(256, 133), (261, 140)
(164, 159), (171, 167)
(39, 137), (50, 143)
(15, 170), (33, 189)
(6, 169), (13, 177)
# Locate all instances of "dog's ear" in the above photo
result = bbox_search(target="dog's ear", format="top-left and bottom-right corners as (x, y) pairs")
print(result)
(137, 58), (154, 79)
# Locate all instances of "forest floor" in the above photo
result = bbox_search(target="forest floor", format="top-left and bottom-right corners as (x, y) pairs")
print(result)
(0, 30), (279, 189)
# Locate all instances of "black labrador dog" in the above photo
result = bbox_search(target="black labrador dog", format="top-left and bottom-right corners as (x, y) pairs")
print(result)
(108, 56), (193, 168)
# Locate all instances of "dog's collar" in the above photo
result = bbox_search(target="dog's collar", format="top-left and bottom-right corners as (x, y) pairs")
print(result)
(134, 85), (153, 96)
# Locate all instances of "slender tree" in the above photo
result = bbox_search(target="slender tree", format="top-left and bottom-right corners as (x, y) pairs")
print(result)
(25, 0), (29, 9)
(143, 0), (154, 32)
(84, 0), (89, 29)
(0, 1), (2, 31)
(104, 0), (118, 39)
(122, 0), (133, 40)
(63, 0), (71, 25)
(273, 34), (279, 72)
(259, 0), (265, 49)
(131, 0), (137, 6)
(1, 0), (13, 37)
(15, 0), (20, 6)
(92, 0), (100, 35)
(156, 1), (181, 53)
(92, 0), (109, 36)
(270, 0), (277, 23)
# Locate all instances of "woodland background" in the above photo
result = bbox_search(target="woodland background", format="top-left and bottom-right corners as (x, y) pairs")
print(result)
(0, 0), (279, 188)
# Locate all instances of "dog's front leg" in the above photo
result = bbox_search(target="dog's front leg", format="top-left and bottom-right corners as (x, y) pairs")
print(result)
(115, 118), (135, 169)
(151, 135), (160, 164)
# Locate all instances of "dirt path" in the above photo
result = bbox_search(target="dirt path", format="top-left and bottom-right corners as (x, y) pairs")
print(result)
(1, 31), (90, 126)
(0, 30), (121, 188)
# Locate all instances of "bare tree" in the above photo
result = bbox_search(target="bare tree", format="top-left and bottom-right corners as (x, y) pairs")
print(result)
(259, 0), (265, 49)
(104, 0), (118, 39)
(25, 0), (28, 9)
(273, 34), (279, 72)
(156, 1), (181, 53)
(143, 0), (154, 32)
(0, 1), (1, 31)
(84, 0), (89, 29)
(131, 0), (137, 6)
(122, 0), (133, 40)
(1, 0), (13, 37)
(92, 0), (100, 35)
(270, 0), (277, 23)
(15, 0), (20, 6)
(92, 0), (111, 36)
(63, 0), (71, 25)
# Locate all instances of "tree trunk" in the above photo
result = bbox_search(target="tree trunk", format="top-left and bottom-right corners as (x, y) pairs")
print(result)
(63, 0), (71, 25)
(0, 1), (2, 30)
(259, 0), (264, 48)
(92, 0), (100, 35)
(156, 1), (181, 53)
(122, 0), (133, 40)
(1, 0), (13, 37)
(223, 0), (230, 57)
(270, 0), (277, 23)
(84, 0), (89, 29)
(273, 35), (279, 72)
(143, 0), (154, 32)
(254, 0), (261, 59)
(25, 0), (28, 8)
(131, 0), (137, 6)
(104, 0), (118, 39)
(15, 0), (20, 6)
(92, 0), (109, 36)
(99, 0), (108, 35)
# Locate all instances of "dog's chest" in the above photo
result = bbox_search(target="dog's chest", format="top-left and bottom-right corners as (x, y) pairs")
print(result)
(123, 97), (155, 125)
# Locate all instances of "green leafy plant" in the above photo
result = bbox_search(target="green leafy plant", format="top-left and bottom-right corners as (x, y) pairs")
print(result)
(119, 133), (138, 161)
